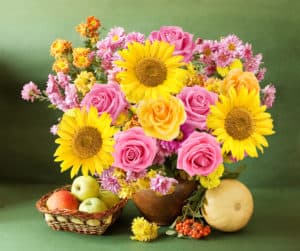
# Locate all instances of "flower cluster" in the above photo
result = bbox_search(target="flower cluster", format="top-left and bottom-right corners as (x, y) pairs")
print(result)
(21, 17), (276, 227)
(131, 217), (159, 242)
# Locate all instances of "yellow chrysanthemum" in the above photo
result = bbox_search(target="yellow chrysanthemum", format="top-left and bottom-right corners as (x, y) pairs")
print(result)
(118, 181), (136, 199)
(204, 77), (223, 94)
(217, 59), (243, 77)
(207, 87), (274, 160)
(116, 40), (188, 103)
(113, 168), (126, 179)
(199, 164), (224, 189)
(134, 178), (150, 190)
(185, 63), (205, 87)
(52, 58), (69, 74)
(131, 217), (159, 242)
(50, 39), (72, 57)
(147, 170), (158, 179)
(74, 71), (96, 95)
(54, 107), (117, 178)
(73, 48), (92, 69)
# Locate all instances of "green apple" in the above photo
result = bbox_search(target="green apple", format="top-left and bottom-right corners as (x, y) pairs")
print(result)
(79, 197), (108, 213)
(99, 189), (120, 208)
(71, 176), (100, 201)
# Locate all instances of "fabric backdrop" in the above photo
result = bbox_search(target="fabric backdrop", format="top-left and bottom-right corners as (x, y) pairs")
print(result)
(1, 0), (299, 187)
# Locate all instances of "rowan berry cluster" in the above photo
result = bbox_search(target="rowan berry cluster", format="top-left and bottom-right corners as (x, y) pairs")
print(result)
(175, 219), (211, 239)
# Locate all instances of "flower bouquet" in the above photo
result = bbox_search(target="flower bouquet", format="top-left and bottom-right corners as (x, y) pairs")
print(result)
(22, 16), (276, 241)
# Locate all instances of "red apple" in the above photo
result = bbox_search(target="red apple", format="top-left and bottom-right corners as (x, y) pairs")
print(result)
(46, 190), (79, 211)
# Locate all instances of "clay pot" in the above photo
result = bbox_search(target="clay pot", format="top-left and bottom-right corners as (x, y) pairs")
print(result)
(132, 181), (196, 226)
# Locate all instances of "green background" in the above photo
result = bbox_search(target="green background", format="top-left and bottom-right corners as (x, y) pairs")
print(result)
(1, 0), (299, 187)
(1, 0), (300, 250)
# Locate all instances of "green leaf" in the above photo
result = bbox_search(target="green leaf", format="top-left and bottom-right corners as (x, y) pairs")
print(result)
(222, 164), (247, 179)
(177, 233), (184, 238)
(165, 230), (177, 236)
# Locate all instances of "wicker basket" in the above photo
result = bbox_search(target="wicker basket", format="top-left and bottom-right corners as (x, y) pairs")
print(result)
(36, 185), (128, 235)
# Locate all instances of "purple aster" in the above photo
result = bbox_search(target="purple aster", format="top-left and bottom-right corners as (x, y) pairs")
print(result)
(158, 124), (194, 156)
(126, 170), (147, 182)
(99, 167), (121, 194)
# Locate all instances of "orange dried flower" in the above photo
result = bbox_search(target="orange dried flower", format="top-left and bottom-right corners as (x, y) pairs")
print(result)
(86, 16), (101, 32)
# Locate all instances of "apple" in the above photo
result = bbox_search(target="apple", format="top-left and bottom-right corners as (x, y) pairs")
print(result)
(71, 176), (100, 201)
(46, 190), (79, 211)
(99, 189), (120, 208)
(79, 197), (108, 213)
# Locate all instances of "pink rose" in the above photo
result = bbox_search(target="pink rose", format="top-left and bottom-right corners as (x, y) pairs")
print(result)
(81, 83), (128, 123)
(177, 86), (218, 130)
(113, 127), (158, 173)
(149, 26), (195, 62)
(177, 132), (223, 176)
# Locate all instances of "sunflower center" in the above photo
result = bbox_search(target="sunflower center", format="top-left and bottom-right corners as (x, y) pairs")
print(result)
(225, 107), (254, 140)
(135, 58), (167, 87)
(72, 127), (102, 159)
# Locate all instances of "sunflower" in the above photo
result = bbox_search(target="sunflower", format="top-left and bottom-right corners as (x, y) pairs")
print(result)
(207, 87), (274, 160)
(116, 40), (188, 103)
(54, 107), (117, 178)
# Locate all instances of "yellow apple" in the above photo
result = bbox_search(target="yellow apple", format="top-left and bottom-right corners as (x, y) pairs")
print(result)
(99, 189), (120, 208)
(79, 197), (107, 213)
(71, 176), (99, 201)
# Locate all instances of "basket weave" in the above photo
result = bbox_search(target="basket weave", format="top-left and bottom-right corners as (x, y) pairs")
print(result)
(36, 185), (128, 235)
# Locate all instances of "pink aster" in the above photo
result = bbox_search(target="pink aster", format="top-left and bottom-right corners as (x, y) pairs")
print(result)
(150, 174), (178, 195)
(50, 124), (58, 135)
(46, 74), (78, 111)
(56, 72), (71, 88)
(261, 84), (276, 108)
(257, 67), (267, 81)
(21, 81), (41, 102)
(64, 84), (79, 109)
(107, 27), (126, 49)
(214, 48), (233, 67)
(204, 63), (217, 76)
(220, 34), (244, 58)
(196, 40), (218, 64)
(244, 54), (262, 74)
(243, 43), (253, 60)
(125, 32), (145, 46)
(46, 74), (65, 110)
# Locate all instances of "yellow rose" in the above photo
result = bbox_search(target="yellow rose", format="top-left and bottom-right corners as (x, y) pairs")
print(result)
(221, 68), (260, 95)
(137, 96), (186, 141)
